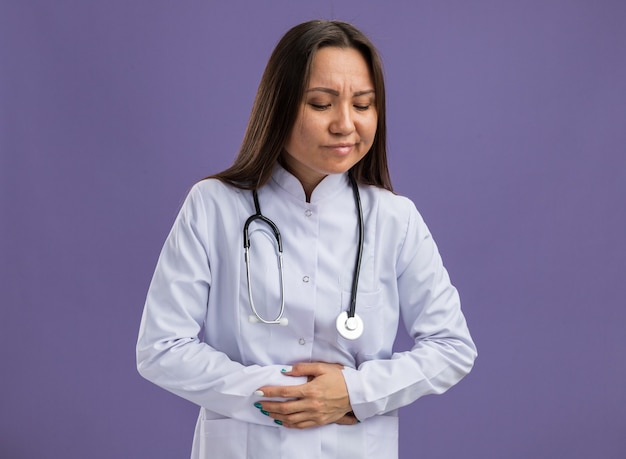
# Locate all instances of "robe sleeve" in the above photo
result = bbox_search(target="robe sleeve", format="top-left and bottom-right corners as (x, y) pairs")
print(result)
(342, 201), (477, 420)
(136, 184), (306, 425)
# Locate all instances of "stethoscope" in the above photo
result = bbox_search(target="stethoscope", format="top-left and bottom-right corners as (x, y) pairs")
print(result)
(243, 174), (364, 340)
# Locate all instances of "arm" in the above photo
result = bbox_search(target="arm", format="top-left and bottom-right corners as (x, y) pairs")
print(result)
(342, 202), (477, 420)
(136, 184), (306, 425)
(257, 201), (475, 427)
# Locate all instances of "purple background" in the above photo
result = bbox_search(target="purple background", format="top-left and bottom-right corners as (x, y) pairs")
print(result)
(1, 1), (625, 458)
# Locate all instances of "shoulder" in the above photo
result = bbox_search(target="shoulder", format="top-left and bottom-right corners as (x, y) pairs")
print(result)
(190, 178), (243, 198)
(363, 185), (423, 223)
(175, 179), (246, 223)
(186, 178), (244, 207)
(361, 185), (431, 244)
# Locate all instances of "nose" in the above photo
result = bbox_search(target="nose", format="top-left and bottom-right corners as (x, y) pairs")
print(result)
(329, 105), (355, 136)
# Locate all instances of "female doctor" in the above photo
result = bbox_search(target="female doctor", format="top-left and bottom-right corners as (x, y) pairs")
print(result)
(137, 19), (476, 459)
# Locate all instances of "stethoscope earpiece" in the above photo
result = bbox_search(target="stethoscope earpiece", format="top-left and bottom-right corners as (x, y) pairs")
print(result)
(336, 311), (364, 340)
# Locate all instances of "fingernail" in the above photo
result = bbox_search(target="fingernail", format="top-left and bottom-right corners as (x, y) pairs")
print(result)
(254, 390), (264, 397)
(274, 419), (283, 425)
(261, 410), (270, 416)
(254, 402), (262, 409)
(280, 366), (292, 373)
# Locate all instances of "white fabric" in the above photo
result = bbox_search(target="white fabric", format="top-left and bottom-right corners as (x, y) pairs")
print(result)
(137, 164), (477, 459)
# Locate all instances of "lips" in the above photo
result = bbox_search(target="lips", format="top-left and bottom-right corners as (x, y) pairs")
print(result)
(325, 143), (356, 155)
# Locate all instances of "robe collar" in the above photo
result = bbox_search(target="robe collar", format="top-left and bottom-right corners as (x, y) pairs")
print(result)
(270, 163), (350, 203)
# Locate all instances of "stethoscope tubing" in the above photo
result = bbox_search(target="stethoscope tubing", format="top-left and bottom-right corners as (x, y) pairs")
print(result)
(243, 173), (364, 335)
(348, 173), (364, 320)
(243, 192), (286, 325)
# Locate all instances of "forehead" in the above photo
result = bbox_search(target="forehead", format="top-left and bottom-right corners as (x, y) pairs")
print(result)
(307, 47), (373, 88)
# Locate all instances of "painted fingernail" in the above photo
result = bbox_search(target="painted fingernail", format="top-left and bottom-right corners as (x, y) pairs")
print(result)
(274, 419), (283, 425)
(280, 365), (292, 373)
(254, 402), (262, 409)
(254, 390), (264, 397)
(261, 410), (270, 416)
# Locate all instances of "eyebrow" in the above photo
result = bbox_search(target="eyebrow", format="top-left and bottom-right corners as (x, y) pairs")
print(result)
(305, 87), (375, 97)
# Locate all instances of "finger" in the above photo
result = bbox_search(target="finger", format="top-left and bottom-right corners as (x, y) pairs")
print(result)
(270, 409), (328, 429)
(274, 411), (356, 429)
(260, 398), (308, 415)
(280, 419), (320, 430)
(284, 362), (343, 377)
(255, 383), (307, 400)
(335, 414), (359, 425)
(280, 362), (321, 377)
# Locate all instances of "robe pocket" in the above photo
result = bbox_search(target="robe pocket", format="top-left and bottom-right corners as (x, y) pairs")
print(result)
(196, 418), (247, 458)
(337, 290), (385, 360)
(365, 415), (399, 458)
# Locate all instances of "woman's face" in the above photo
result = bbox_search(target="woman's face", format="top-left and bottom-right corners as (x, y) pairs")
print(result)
(282, 47), (377, 194)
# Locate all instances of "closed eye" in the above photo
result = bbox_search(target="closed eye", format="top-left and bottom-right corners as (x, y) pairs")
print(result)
(309, 103), (331, 110)
(354, 104), (371, 111)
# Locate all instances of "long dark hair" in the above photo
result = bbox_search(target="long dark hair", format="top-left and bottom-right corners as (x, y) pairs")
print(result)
(211, 19), (392, 191)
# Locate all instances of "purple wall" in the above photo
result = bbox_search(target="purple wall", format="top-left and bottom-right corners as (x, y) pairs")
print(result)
(1, 1), (624, 458)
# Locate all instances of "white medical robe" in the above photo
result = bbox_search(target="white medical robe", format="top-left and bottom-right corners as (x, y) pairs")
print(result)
(137, 165), (477, 458)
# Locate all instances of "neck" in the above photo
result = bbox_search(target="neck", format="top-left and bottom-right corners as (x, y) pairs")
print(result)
(277, 156), (325, 202)
(299, 178), (324, 202)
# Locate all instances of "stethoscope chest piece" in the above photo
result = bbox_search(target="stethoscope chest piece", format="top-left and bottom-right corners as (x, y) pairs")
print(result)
(336, 311), (364, 340)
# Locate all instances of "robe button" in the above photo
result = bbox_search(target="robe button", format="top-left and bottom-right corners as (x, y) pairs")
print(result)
(298, 338), (306, 345)
(305, 209), (312, 217)
(302, 276), (310, 283)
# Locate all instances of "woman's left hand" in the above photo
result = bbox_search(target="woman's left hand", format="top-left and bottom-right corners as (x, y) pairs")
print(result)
(255, 362), (357, 429)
